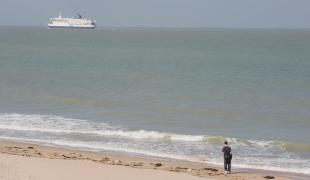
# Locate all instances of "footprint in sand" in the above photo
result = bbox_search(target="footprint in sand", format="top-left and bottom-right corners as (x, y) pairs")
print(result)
(151, 163), (162, 167)
(201, 167), (219, 172)
(131, 162), (143, 167)
(264, 176), (275, 179)
(99, 157), (111, 163)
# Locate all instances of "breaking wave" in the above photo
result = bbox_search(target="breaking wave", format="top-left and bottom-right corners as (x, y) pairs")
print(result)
(0, 113), (309, 152)
(0, 113), (310, 175)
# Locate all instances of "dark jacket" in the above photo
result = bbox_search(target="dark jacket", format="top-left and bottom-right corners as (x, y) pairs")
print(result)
(222, 145), (232, 159)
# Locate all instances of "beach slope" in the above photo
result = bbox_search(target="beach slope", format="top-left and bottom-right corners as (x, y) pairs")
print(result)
(0, 141), (294, 180)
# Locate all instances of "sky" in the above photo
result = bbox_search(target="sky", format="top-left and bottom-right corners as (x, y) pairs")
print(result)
(0, 0), (309, 28)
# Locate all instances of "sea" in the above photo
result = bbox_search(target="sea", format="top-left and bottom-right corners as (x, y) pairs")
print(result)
(0, 27), (309, 175)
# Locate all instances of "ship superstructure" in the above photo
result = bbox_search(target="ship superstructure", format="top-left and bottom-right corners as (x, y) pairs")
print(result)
(48, 14), (96, 29)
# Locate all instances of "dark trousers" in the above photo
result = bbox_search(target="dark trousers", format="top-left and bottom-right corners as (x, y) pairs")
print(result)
(224, 158), (231, 172)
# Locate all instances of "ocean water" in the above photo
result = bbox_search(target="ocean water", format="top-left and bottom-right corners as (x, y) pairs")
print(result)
(0, 27), (310, 174)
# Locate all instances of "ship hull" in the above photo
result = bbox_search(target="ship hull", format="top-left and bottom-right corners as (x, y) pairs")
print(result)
(48, 25), (96, 29)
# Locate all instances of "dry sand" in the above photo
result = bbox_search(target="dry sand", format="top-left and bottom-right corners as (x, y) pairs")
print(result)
(0, 153), (208, 180)
(0, 140), (300, 180)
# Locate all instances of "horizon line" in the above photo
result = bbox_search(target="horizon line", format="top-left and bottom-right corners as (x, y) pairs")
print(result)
(0, 25), (310, 30)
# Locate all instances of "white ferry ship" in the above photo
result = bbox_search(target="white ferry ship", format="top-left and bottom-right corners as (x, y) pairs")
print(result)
(48, 14), (96, 29)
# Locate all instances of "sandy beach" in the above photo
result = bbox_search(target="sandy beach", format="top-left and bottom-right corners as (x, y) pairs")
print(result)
(0, 140), (303, 180)
(0, 153), (207, 180)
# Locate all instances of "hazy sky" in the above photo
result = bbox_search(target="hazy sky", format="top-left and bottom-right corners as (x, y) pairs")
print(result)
(0, 0), (309, 28)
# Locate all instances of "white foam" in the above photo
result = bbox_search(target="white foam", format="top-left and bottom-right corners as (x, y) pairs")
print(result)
(247, 140), (275, 147)
(0, 113), (206, 142)
(0, 113), (292, 147)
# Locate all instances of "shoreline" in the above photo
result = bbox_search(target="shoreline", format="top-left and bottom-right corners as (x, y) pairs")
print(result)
(1, 140), (308, 179)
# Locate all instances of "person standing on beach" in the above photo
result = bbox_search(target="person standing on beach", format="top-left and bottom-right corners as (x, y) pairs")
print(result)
(222, 140), (232, 174)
